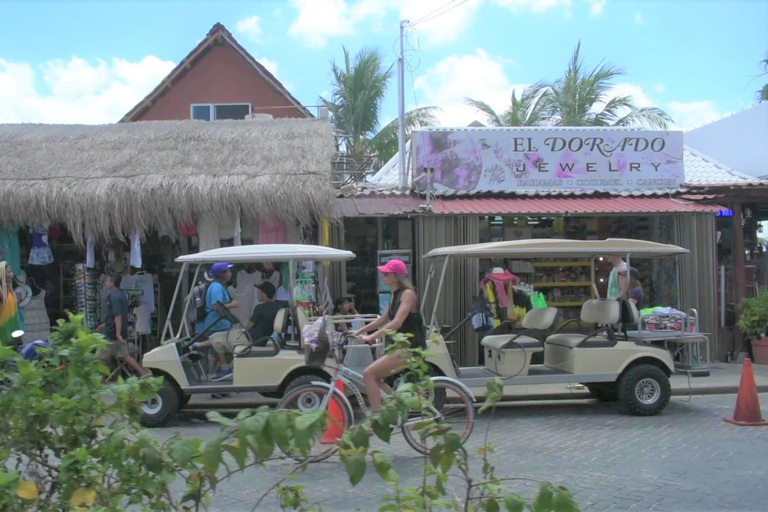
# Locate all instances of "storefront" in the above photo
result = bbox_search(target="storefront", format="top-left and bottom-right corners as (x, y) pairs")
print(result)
(0, 117), (336, 347)
(339, 127), (733, 365)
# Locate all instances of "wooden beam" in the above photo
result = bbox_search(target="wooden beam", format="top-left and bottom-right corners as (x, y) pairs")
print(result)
(732, 202), (746, 355)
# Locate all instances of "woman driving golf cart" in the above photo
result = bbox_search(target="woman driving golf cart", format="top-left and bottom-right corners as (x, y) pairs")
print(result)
(351, 259), (426, 412)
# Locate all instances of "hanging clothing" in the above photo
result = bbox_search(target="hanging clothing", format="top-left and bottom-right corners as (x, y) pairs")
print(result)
(130, 231), (142, 269)
(0, 227), (21, 275)
(21, 290), (50, 343)
(228, 285), (254, 326)
(86, 233), (96, 269)
(121, 273), (155, 334)
(484, 282), (501, 327)
(480, 270), (518, 308)
(29, 225), (54, 266)
(179, 221), (197, 238)
(0, 290), (21, 345)
(258, 217), (288, 244)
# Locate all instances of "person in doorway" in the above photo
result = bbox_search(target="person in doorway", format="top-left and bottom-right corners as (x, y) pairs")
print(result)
(627, 267), (643, 308)
(190, 262), (239, 381)
(606, 256), (628, 300)
(352, 259), (425, 412)
(0, 262), (22, 345)
(95, 273), (151, 379)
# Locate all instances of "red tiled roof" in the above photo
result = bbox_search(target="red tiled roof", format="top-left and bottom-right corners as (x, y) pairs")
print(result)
(430, 197), (725, 215)
(336, 195), (725, 216)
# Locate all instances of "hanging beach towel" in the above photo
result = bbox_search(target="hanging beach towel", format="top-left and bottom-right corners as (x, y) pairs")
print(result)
(530, 292), (548, 309)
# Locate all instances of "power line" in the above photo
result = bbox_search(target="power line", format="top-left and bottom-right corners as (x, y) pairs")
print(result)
(410, 0), (461, 26)
(411, 0), (470, 27)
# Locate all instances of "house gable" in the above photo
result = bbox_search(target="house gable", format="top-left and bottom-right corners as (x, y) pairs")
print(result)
(121, 23), (311, 122)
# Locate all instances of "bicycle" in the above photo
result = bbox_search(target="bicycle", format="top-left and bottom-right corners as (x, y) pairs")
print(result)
(275, 327), (476, 462)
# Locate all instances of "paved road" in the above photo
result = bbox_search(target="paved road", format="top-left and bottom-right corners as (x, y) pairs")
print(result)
(152, 394), (768, 511)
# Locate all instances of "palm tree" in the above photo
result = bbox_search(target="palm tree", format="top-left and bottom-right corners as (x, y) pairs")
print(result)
(465, 82), (549, 127)
(757, 54), (768, 103)
(544, 42), (672, 128)
(321, 46), (439, 165)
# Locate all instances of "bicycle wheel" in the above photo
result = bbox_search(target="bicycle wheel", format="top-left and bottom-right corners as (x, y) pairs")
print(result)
(276, 384), (355, 463)
(402, 379), (475, 455)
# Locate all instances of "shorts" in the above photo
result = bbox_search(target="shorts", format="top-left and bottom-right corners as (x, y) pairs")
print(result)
(210, 329), (249, 354)
(97, 340), (129, 363)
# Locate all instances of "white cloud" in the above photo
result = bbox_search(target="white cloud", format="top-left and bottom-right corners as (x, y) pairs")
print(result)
(259, 57), (279, 77)
(587, 0), (606, 15)
(287, 0), (576, 48)
(0, 55), (175, 124)
(236, 15), (263, 43)
(414, 49), (526, 126)
(655, 83), (665, 94)
(668, 100), (725, 130)
(634, 11), (643, 25)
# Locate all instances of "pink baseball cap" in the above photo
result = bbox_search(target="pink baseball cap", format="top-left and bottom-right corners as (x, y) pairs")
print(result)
(377, 259), (408, 277)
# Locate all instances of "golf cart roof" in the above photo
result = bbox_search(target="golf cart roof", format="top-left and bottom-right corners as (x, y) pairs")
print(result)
(424, 238), (689, 259)
(176, 244), (356, 264)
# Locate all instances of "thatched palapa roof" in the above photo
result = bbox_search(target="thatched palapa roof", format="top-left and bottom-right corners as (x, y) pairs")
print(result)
(0, 118), (336, 242)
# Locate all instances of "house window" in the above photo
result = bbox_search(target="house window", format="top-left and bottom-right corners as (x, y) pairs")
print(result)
(190, 103), (252, 121)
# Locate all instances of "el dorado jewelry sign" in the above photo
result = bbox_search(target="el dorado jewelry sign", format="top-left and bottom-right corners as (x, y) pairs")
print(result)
(411, 128), (684, 193)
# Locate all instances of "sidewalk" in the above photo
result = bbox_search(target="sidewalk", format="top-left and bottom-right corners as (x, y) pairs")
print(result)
(185, 362), (768, 410)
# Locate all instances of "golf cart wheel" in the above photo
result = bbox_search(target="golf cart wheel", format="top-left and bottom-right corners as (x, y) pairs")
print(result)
(284, 374), (329, 397)
(276, 384), (354, 463)
(180, 394), (192, 408)
(140, 380), (179, 428)
(586, 383), (619, 402)
(402, 379), (475, 455)
(618, 364), (671, 416)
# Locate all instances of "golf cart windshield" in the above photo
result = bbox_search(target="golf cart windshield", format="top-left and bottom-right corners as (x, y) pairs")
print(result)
(162, 244), (355, 343)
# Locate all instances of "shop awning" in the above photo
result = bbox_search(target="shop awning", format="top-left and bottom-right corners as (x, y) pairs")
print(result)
(429, 197), (725, 215)
(337, 195), (725, 217)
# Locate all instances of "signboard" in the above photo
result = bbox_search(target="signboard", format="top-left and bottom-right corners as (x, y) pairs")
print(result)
(412, 128), (684, 193)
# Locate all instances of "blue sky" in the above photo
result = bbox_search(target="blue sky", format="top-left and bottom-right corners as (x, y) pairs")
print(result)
(1, 0), (766, 129)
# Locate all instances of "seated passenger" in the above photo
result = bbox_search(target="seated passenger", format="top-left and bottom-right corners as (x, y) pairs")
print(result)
(245, 282), (289, 346)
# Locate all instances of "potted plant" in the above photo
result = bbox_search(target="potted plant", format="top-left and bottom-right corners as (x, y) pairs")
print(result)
(737, 290), (768, 364)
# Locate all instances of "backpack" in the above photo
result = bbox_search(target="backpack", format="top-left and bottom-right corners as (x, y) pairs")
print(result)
(188, 282), (210, 324)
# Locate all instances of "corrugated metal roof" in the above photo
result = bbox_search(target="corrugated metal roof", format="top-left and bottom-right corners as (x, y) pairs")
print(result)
(367, 137), (763, 191)
(336, 195), (724, 217)
(429, 197), (724, 215)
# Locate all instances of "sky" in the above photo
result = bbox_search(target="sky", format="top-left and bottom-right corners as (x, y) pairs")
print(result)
(0, 0), (767, 130)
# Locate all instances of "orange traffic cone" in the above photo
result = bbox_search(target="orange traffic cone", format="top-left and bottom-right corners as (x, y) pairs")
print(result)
(320, 380), (346, 444)
(724, 359), (768, 427)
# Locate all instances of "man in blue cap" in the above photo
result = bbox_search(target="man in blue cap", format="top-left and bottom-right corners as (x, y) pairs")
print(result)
(193, 262), (239, 381)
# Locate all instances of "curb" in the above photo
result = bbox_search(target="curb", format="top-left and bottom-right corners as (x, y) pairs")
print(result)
(183, 385), (768, 410)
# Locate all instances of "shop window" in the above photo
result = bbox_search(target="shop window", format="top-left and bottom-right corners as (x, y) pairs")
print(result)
(190, 103), (252, 121)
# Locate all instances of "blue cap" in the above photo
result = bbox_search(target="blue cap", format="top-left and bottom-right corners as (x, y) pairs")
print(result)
(210, 262), (234, 278)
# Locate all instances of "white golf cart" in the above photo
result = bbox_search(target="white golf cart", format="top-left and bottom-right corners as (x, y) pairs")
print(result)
(419, 238), (711, 416)
(140, 244), (362, 427)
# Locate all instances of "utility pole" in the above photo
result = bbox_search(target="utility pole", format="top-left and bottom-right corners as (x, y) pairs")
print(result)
(397, 19), (409, 190)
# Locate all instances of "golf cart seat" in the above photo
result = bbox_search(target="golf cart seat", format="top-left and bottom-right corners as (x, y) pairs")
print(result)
(544, 299), (621, 373)
(480, 307), (557, 376)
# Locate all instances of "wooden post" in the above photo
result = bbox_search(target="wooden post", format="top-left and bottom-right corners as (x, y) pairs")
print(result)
(732, 202), (746, 355)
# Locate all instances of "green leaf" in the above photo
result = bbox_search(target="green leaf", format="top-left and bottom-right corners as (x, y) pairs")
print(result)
(268, 412), (291, 450)
(429, 445), (442, 468)
(223, 439), (248, 470)
(0, 345), (16, 361)
(371, 451), (399, 484)
(242, 407), (270, 437)
(552, 487), (579, 512)
(350, 426), (370, 450)
(344, 453), (367, 486)
(439, 450), (454, 473)
(168, 438), (201, 467)
(206, 411), (238, 428)
(295, 410), (324, 432)
(379, 505), (400, 512)
(236, 408), (255, 420)
(533, 482), (554, 512)
(483, 498), (501, 512)
(371, 420), (392, 443)
(0, 470), (20, 486)
(504, 495), (527, 512)
(380, 406), (398, 426)
(199, 439), (222, 473)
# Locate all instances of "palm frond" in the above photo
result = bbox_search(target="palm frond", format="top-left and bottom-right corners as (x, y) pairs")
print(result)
(465, 98), (504, 126)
